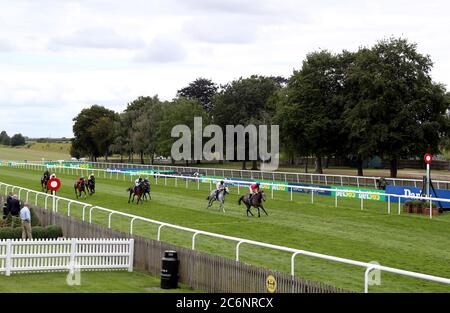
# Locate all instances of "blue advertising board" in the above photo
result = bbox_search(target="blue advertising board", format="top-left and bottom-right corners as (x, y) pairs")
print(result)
(288, 183), (332, 196)
(385, 185), (450, 206)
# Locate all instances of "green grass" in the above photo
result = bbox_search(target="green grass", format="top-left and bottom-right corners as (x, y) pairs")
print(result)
(0, 269), (196, 293)
(0, 144), (70, 161)
(1, 166), (450, 293)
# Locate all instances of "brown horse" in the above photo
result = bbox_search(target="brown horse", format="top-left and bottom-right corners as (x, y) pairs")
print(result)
(127, 182), (146, 204)
(238, 191), (268, 217)
(74, 179), (87, 199)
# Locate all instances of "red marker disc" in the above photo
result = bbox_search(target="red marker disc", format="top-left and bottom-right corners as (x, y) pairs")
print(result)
(47, 178), (61, 191)
(424, 153), (433, 165)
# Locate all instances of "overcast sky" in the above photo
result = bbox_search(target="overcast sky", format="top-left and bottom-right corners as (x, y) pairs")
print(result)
(0, 0), (449, 138)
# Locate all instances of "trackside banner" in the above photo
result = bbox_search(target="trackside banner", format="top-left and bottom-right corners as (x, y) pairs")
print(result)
(331, 186), (386, 201)
(45, 161), (91, 169)
(385, 185), (450, 206)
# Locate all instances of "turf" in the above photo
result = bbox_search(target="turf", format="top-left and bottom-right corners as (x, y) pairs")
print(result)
(1, 166), (449, 293)
(0, 269), (196, 293)
(0, 145), (70, 161)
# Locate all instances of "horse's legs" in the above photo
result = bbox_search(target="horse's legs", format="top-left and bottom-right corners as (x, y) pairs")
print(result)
(128, 191), (132, 203)
(246, 203), (253, 216)
(260, 205), (269, 216)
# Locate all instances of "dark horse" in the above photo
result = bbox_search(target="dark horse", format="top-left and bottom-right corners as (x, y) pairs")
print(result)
(127, 181), (146, 204)
(142, 180), (151, 201)
(87, 178), (95, 195)
(74, 179), (87, 199)
(41, 171), (50, 193)
(238, 191), (268, 217)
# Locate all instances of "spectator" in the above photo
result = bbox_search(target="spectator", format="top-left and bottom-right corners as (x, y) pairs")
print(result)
(20, 203), (32, 240)
(9, 195), (21, 216)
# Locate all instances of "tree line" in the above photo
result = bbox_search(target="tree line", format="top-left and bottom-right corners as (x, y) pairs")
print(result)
(0, 131), (26, 147)
(71, 38), (450, 177)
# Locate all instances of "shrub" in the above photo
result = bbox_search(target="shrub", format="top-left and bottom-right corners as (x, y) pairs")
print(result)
(45, 225), (63, 238)
(0, 225), (63, 239)
(0, 227), (21, 239)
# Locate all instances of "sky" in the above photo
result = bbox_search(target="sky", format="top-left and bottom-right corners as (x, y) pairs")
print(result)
(0, 0), (449, 138)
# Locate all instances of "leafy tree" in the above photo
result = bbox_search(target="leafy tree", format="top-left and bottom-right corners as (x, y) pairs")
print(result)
(283, 51), (345, 174)
(212, 75), (280, 169)
(72, 105), (119, 161)
(0, 131), (10, 145)
(10, 133), (26, 146)
(343, 38), (450, 177)
(158, 98), (209, 164)
(177, 78), (218, 113)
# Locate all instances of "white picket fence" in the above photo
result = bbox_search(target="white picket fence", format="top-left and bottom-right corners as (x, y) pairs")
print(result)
(0, 238), (134, 276)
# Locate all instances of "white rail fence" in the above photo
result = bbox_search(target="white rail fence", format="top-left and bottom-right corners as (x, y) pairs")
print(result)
(3, 163), (448, 220)
(0, 238), (134, 276)
(6, 159), (450, 190)
(0, 181), (449, 292)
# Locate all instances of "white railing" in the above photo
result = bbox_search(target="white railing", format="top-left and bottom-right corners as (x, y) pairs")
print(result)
(5, 162), (448, 219)
(0, 181), (449, 292)
(31, 159), (450, 189)
(0, 238), (134, 276)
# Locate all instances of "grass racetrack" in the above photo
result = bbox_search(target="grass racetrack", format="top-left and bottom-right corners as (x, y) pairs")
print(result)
(1, 166), (449, 292)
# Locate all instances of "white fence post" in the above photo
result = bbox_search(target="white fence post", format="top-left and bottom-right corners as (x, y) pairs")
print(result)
(5, 239), (11, 276)
(128, 239), (134, 272)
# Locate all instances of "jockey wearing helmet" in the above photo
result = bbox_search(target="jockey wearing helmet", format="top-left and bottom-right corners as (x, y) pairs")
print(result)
(50, 173), (56, 179)
(249, 182), (260, 201)
(89, 173), (95, 182)
(135, 176), (143, 187)
(215, 180), (225, 198)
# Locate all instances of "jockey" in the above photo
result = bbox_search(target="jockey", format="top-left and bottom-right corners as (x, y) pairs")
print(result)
(76, 176), (85, 187)
(215, 180), (225, 198)
(249, 182), (260, 201)
(50, 173), (56, 179)
(44, 170), (50, 178)
(135, 177), (143, 187)
(89, 173), (95, 183)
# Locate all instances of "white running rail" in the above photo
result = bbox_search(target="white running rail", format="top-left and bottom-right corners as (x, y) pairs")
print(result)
(0, 238), (134, 276)
(0, 181), (449, 292)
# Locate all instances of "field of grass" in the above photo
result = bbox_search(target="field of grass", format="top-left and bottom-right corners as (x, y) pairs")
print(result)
(0, 166), (449, 292)
(0, 143), (70, 161)
(0, 269), (196, 293)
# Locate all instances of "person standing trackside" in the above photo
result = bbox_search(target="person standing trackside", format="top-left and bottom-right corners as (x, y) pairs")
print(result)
(20, 203), (32, 240)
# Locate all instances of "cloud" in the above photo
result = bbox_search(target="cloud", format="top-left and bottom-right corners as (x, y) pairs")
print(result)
(0, 39), (15, 52)
(49, 27), (145, 50)
(184, 16), (258, 44)
(134, 37), (187, 63)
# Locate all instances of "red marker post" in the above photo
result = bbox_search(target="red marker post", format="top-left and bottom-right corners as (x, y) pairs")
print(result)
(423, 154), (433, 219)
(47, 178), (61, 212)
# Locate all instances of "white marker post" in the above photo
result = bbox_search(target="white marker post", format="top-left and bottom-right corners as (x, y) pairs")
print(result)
(424, 153), (433, 219)
(47, 178), (61, 212)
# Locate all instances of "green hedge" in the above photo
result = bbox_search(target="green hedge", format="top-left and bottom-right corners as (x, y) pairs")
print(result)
(0, 225), (63, 240)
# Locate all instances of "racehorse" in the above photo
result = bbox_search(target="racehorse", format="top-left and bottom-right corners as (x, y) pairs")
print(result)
(142, 180), (151, 201)
(41, 172), (50, 193)
(74, 179), (87, 199)
(127, 181), (146, 204)
(238, 191), (268, 217)
(87, 178), (95, 195)
(206, 187), (229, 212)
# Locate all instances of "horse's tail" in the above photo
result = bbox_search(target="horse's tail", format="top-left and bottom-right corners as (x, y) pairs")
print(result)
(126, 187), (132, 192)
(238, 196), (244, 205)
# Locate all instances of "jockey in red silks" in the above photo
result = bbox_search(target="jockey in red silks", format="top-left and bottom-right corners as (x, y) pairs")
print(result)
(249, 182), (260, 201)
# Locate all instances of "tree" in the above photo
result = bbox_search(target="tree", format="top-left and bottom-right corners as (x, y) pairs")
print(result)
(177, 78), (218, 113)
(0, 131), (10, 145)
(158, 98), (209, 164)
(343, 38), (450, 177)
(72, 105), (119, 161)
(212, 75), (280, 169)
(284, 51), (346, 174)
(10, 133), (26, 146)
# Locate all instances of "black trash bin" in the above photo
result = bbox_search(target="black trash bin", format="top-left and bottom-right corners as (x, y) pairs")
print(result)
(161, 250), (179, 289)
